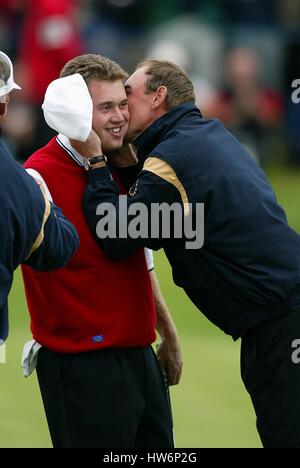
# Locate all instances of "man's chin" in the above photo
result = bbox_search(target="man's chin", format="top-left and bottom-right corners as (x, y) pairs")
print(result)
(104, 140), (124, 153)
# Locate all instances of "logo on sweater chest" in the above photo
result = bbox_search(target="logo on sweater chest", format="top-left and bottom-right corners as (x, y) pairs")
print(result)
(92, 335), (104, 343)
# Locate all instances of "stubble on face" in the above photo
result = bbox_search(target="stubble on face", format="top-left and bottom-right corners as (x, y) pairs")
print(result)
(124, 67), (155, 142)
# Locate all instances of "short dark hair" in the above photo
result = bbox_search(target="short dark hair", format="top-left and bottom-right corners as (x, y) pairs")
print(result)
(60, 54), (128, 84)
(137, 59), (195, 110)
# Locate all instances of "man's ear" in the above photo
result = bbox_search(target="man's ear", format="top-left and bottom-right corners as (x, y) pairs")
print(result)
(0, 101), (7, 117)
(152, 86), (167, 110)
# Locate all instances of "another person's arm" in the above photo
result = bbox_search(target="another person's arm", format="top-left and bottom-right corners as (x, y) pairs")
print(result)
(72, 129), (183, 257)
(24, 190), (79, 271)
(150, 270), (183, 386)
(83, 164), (182, 259)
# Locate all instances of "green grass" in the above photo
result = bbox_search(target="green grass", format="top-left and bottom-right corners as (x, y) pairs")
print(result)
(1, 275), (51, 448)
(0, 164), (299, 448)
(154, 252), (260, 448)
(265, 164), (300, 232)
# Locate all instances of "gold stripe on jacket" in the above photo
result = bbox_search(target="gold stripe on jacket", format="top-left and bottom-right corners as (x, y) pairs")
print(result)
(143, 156), (190, 216)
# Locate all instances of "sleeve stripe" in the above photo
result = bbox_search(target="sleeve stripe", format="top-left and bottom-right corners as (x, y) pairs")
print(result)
(26, 195), (51, 259)
(143, 157), (190, 216)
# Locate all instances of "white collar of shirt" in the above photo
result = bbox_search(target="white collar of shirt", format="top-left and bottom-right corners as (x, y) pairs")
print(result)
(56, 133), (85, 168)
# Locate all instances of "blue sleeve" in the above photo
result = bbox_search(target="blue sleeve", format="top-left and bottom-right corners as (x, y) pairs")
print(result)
(82, 166), (182, 260)
(112, 164), (141, 191)
(24, 203), (79, 271)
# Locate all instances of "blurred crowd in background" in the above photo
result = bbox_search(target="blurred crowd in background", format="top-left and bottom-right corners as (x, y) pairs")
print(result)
(0, 0), (299, 166)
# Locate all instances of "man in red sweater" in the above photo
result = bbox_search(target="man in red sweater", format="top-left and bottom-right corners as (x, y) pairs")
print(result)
(22, 54), (182, 448)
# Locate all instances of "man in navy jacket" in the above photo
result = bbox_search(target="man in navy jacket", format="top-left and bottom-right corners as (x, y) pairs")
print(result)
(0, 51), (79, 344)
(79, 59), (300, 447)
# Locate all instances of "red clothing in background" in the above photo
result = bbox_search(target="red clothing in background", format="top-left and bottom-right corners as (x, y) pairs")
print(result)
(19, 0), (83, 104)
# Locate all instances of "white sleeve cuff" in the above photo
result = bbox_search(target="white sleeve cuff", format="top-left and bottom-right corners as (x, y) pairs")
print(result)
(144, 248), (154, 271)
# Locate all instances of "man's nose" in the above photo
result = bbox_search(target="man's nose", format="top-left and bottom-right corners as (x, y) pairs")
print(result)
(111, 107), (125, 122)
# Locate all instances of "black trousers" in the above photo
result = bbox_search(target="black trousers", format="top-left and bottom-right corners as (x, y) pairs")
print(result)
(241, 308), (300, 448)
(36, 346), (174, 448)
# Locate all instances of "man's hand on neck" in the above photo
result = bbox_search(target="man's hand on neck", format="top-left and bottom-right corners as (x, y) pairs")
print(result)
(107, 144), (138, 168)
(70, 129), (103, 159)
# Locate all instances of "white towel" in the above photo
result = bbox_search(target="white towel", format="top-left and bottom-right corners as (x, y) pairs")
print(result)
(21, 340), (42, 377)
(42, 73), (93, 142)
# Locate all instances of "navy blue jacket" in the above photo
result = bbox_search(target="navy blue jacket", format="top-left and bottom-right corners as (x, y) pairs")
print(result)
(83, 104), (300, 339)
(0, 139), (79, 343)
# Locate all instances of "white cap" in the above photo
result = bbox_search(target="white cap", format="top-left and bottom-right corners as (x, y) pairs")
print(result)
(42, 73), (93, 142)
(0, 51), (22, 98)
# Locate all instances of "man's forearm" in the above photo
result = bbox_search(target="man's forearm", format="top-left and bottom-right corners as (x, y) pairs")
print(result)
(150, 270), (183, 385)
(113, 164), (140, 192)
(83, 166), (169, 259)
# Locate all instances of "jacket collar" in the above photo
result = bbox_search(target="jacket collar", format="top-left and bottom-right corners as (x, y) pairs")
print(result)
(132, 103), (202, 162)
(56, 133), (85, 168)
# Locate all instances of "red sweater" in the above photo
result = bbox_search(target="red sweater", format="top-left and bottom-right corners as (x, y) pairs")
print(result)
(22, 138), (156, 353)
